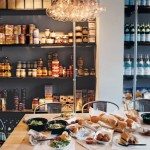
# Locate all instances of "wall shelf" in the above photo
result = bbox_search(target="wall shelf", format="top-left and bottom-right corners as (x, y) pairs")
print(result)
(124, 75), (150, 80)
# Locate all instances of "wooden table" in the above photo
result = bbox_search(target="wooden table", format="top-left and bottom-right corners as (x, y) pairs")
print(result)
(0, 113), (150, 150)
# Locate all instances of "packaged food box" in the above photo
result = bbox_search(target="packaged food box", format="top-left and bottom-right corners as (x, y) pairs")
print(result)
(8, 0), (15, 9)
(16, 0), (25, 9)
(25, 0), (34, 9)
(34, 0), (42, 9)
(0, 0), (6, 9)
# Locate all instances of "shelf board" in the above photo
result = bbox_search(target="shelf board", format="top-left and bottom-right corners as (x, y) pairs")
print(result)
(0, 9), (46, 16)
(1, 109), (48, 113)
(124, 75), (150, 80)
(124, 41), (150, 47)
(0, 43), (96, 48)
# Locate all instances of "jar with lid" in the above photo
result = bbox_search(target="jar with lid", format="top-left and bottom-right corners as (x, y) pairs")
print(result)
(90, 68), (96, 76)
(32, 69), (37, 77)
(14, 35), (19, 44)
(22, 61), (26, 69)
(42, 67), (47, 77)
(40, 37), (46, 44)
(4, 63), (11, 70)
(45, 29), (50, 37)
(68, 32), (73, 37)
(66, 69), (70, 77)
(5, 71), (11, 77)
(83, 35), (89, 43)
(17, 25), (21, 35)
(78, 67), (84, 76)
(76, 32), (82, 37)
(33, 61), (37, 69)
(77, 57), (83, 68)
(32, 98), (39, 110)
(76, 37), (82, 43)
(20, 69), (26, 78)
(37, 67), (42, 77)
(28, 69), (32, 77)
(37, 58), (43, 67)
(84, 68), (89, 76)
(16, 69), (21, 77)
(48, 68), (52, 76)
(29, 35), (33, 44)
(82, 27), (89, 35)
(62, 35), (69, 44)
(27, 61), (31, 69)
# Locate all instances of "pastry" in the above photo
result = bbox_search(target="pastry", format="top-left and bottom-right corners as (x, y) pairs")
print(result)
(114, 121), (127, 132)
(111, 114), (125, 121)
(126, 118), (134, 128)
(91, 116), (100, 123)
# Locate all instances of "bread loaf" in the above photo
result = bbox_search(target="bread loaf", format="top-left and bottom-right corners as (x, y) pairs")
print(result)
(114, 121), (127, 133)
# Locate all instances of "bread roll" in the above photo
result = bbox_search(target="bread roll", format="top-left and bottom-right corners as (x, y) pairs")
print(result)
(99, 116), (117, 128)
(111, 114), (125, 121)
(126, 118), (134, 128)
(114, 121), (127, 133)
(90, 116), (100, 123)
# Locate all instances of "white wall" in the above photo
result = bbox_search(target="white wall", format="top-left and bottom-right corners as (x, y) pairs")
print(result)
(96, 0), (124, 107)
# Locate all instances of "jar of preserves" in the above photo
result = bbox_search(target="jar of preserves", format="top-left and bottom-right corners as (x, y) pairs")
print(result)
(66, 69), (70, 77)
(90, 68), (96, 76)
(42, 67), (47, 77)
(14, 35), (19, 44)
(69, 38), (73, 43)
(76, 37), (82, 43)
(0, 63), (4, 70)
(76, 32), (82, 37)
(20, 69), (26, 78)
(19, 34), (25, 44)
(32, 98), (39, 110)
(29, 24), (35, 34)
(37, 67), (42, 77)
(28, 69), (32, 77)
(52, 70), (59, 77)
(82, 27), (89, 35)
(84, 68), (89, 76)
(83, 35), (89, 43)
(48, 68), (52, 76)
(32, 69), (37, 77)
(22, 61), (26, 69)
(17, 25), (21, 35)
(16, 69), (21, 77)
(45, 29), (50, 37)
(33, 28), (39, 38)
(13, 25), (18, 35)
(4, 63), (11, 70)
(68, 32), (73, 37)
(29, 35), (33, 44)
(37, 58), (43, 67)
(77, 57), (83, 68)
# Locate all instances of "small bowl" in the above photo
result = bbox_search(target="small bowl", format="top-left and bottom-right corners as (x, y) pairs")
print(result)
(85, 137), (94, 144)
(47, 120), (67, 134)
(26, 117), (48, 131)
(141, 113), (150, 125)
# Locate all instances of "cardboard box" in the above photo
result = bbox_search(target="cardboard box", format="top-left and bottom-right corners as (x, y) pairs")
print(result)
(16, 0), (25, 9)
(34, 0), (42, 9)
(43, 0), (51, 9)
(0, 0), (6, 9)
(60, 96), (68, 103)
(25, 0), (34, 9)
(8, 0), (15, 9)
(45, 85), (53, 100)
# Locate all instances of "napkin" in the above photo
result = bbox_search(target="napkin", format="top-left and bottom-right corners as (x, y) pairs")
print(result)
(28, 129), (47, 146)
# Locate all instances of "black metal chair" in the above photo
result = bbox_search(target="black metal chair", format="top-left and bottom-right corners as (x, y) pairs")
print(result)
(133, 99), (150, 112)
(82, 100), (119, 113)
(34, 102), (62, 114)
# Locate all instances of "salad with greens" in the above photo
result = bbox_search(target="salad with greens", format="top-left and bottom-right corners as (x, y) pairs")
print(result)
(28, 120), (43, 126)
(50, 139), (70, 148)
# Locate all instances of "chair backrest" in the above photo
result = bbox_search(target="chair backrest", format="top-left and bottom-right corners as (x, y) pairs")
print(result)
(82, 100), (119, 113)
(133, 99), (150, 112)
(34, 102), (62, 114)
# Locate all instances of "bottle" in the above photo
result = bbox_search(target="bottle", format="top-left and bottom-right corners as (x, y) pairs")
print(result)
(137, 54), (144, 76)
(144, 54), (150, 75)
(130, 24), (135, 42)
(124, 24), (130, 42)
(125, 0), (130, 5)
(145, 23), (150, 42)
(137, 24), (141, 42)
(124, 54), (132, 76)
(32, 98), (39, 111)
(13, 89), (19, 110)
(21, 88), (26, 109)
(130, 0), (135, 5)
(140, 23), (146, 42)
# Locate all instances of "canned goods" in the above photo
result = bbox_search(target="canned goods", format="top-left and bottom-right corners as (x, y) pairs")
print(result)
(19, 34), (25, 44)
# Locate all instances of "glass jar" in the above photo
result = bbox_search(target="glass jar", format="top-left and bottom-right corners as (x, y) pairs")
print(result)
(16, 69), (21, 77)
(69, 38), (73, 43)
(59, 65), (63, 77)
(5, 71), (11, 77)
(42, 67), (47, 77)
(33, 61), (37, 69)
(62, 35), (69, 44)
(83, 35), (89, 43)
(33, 28), (39, 38)
(32, 69), (37, 77)
(0, 63), (4, 70)
(29, 35), (33, 44)
(48, 68), (52, 76)
(76, 32), (82, 37)
(45, 29), (50, 37)
(82, 27), (89, 35)
(32, 98), (39, 110)
(22, 61), (26, 69)
(55, 36), (63, 44)
(37, 58), (43, 67)
(37, 67), (42, 77)
(75, 26), (82, 31)
(41, 37), (46, 44)
(50, 31), (56, 38)
(84, 68), (89, 76)
(66, 69), (70, 77)
(76, 37), (82, 43)
(78, 67), (84, 76)
(68, 32), (73, 37)
(90, 68), (96, 76)
(4, 63), (11, 70)
(27, 61), (31, 69)
(29, 24), (35, 34)
(34, 38), (39, 44)
(47, 38), (54, 44)
(28, 69), (32, 77)
(20, 69), (26, 78)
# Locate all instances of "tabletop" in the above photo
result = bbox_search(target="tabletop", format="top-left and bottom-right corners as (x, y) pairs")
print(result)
(0, 113), (150, 150)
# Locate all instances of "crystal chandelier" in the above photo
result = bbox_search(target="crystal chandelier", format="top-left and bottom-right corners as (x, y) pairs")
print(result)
(46, 0), (106, 22)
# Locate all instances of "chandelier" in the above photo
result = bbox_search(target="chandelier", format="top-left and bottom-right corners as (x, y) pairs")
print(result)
(46, 0), (106, 22)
